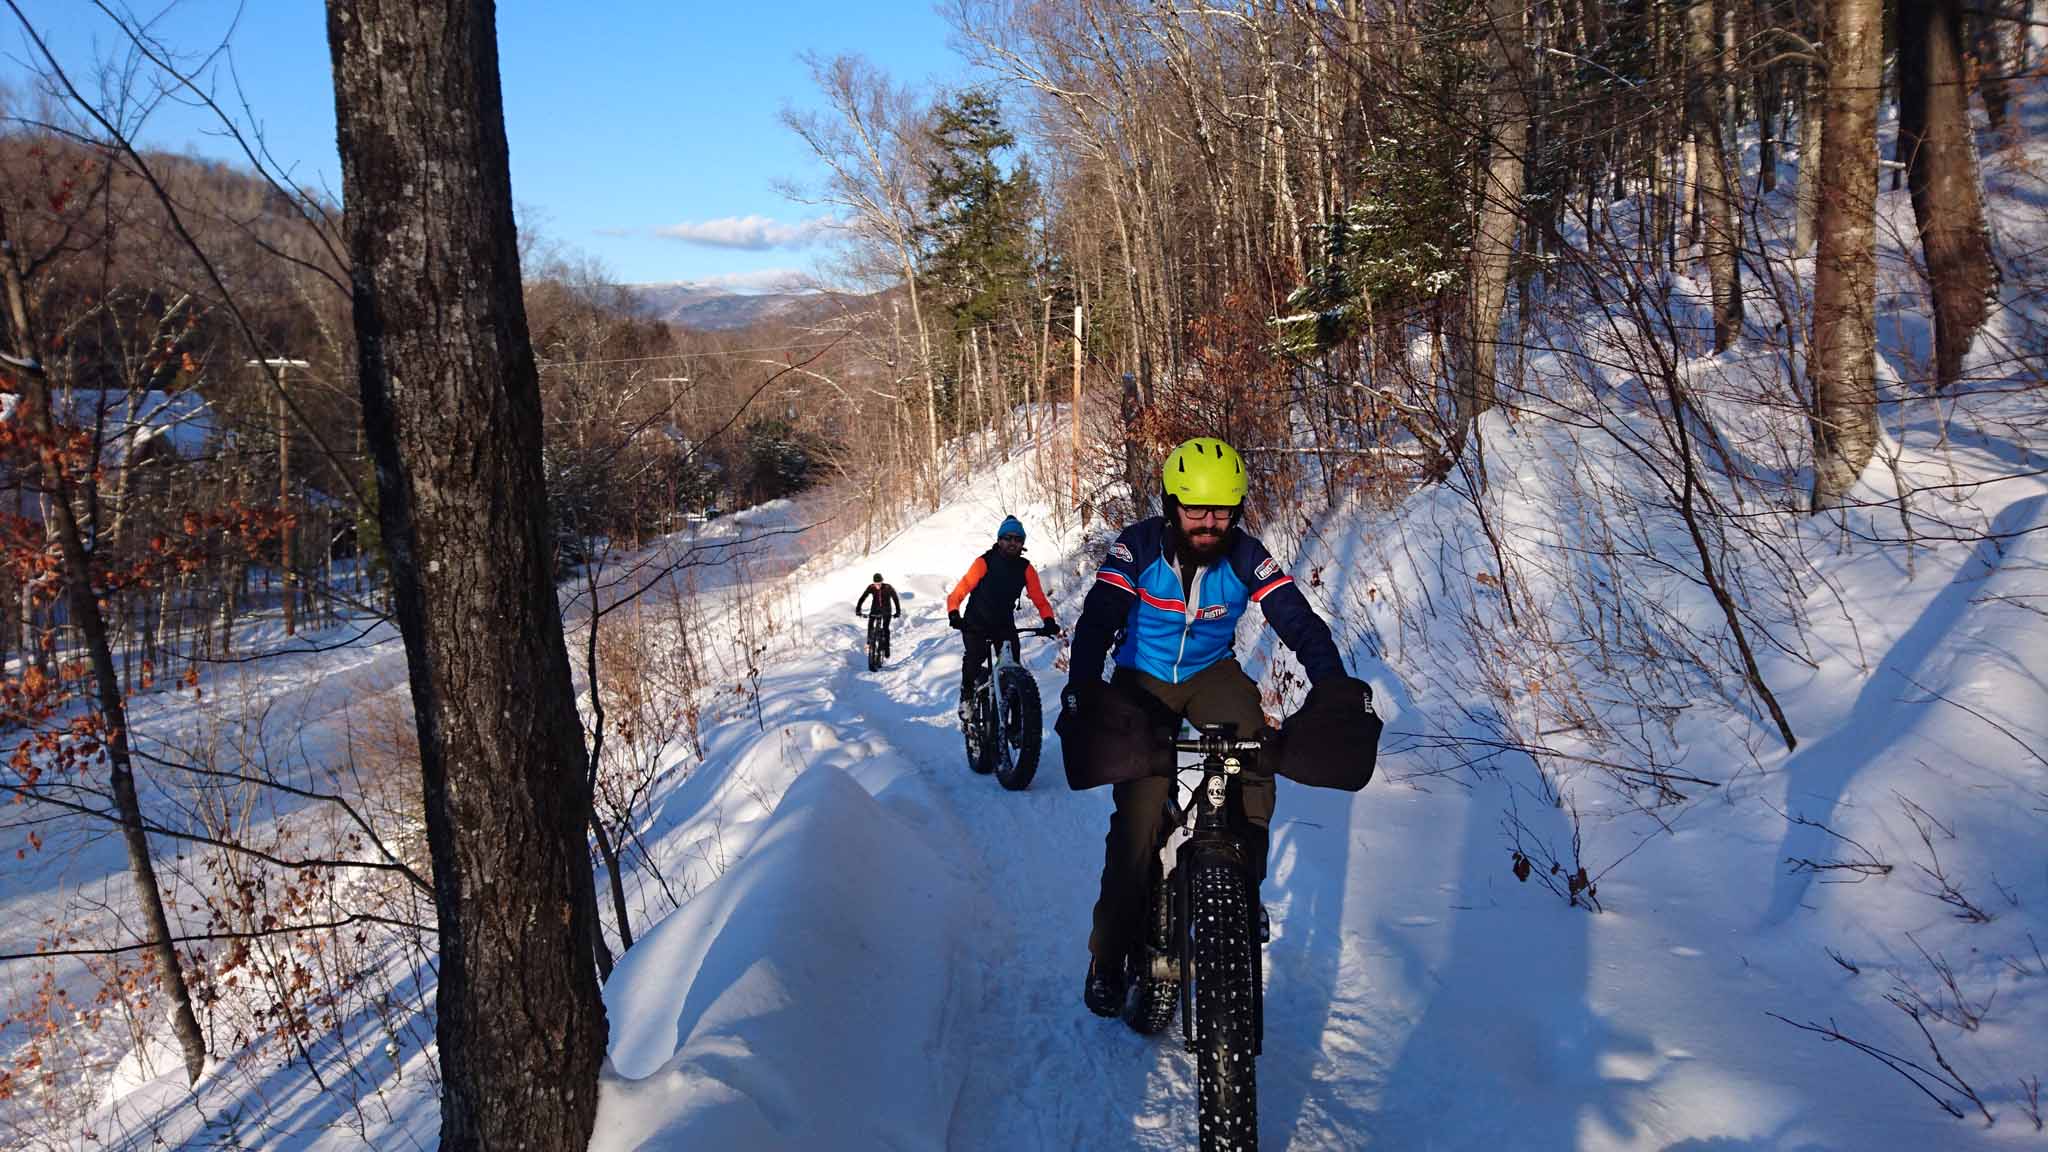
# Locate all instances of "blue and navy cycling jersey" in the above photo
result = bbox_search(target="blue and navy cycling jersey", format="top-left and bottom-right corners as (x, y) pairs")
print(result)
(1068, 516), (1345, 687)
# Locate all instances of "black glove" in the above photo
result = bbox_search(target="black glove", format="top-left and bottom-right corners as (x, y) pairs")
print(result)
(948, 609), (964, 630)
(1274, 675), (1381, 792)
(1038, 619), (1063, 638)
(855, 608), (864, 617)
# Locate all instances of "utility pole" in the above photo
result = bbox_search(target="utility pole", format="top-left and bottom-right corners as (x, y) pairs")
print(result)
(249, 358), (309, 635)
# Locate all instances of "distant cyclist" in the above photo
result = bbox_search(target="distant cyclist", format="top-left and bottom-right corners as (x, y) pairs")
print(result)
(947, 516), (1060, 721)
(1058, 436), (1373, 1017)
(855, 572), (902, 658)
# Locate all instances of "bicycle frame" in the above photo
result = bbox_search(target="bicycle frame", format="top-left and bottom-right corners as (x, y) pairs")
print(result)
(964, 623), (1048, 712)
(967, 629), (1020, 715)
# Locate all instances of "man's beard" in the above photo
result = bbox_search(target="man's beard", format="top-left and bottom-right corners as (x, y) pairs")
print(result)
(1181, 525), (1228, 562)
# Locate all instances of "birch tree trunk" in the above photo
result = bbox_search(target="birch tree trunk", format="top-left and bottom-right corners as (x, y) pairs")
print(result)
(1689, 0), (1743, 350)
(1794, 66), (1823, 258)
(1810, 0), (1884, 510)
(1461, 0), (1530, 445)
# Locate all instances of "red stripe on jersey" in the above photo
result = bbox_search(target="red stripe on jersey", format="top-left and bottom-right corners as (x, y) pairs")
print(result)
(1137, 588), (1187, 613)
(1250, 575), (1294, 602)
(1096, 570), (1135, 594)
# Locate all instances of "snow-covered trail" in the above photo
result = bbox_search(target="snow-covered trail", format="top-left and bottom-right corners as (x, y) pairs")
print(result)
(640, 469), (1418, 1150)
(826, 635), (1349, 1149)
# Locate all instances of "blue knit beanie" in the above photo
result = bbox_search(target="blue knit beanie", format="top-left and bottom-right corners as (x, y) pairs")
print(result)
(997, 516), (1026, 540)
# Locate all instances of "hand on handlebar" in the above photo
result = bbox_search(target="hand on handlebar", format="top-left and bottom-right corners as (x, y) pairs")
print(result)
(1036, 620), (1063, 638)
(948, 609), (964, 630)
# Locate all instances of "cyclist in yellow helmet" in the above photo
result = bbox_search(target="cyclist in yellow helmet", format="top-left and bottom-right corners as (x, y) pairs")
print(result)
(1059, 436), (1369, 1017)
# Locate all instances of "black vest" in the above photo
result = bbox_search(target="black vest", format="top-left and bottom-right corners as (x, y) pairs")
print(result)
(965, 547), (1030, 628)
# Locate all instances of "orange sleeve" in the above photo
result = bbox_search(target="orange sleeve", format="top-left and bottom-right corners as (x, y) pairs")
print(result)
(947, 557), (988, 612)
(1023, 564), (1054, 619)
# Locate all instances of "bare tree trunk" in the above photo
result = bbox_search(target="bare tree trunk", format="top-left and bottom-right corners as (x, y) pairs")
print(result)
(1689, 0), (1743, 351)
(1, 237), (209, 1086)
(1810, 0), (1884, 510)
(1121, 370), (1144, 517)
(591, 816), (632, 956)
(1898, 0), (1998, 390)
(1794, 65), (1824, 258)
(1682, 137), (1701, 246)
(906, 266), (942, 508)
(1757, 65), (1779, 194)
(325, 3), (606, 1148)
(1461, 0), (1531, 446)
(1970, 7), (2010, 131)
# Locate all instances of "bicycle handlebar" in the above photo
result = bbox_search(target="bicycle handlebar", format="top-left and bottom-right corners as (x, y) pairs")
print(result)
(954, 620), (1062, 637)
(1170, 735), (1266, 755)
(1167, 721), (1268, 758)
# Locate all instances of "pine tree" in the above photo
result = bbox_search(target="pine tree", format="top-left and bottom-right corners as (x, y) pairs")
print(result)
(919, 90), (1039, 341)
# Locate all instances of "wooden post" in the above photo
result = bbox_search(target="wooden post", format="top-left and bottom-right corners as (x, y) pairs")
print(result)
(1071, 303), (1084, 506)
(250, 358), (308, 634)
(278, 370), (294, 636)
(1036, 295), (1053, 483)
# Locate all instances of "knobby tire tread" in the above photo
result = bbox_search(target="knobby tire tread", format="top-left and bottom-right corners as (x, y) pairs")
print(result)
(995, 665), (1040, 790)
(1191, 857), (1259, 1151)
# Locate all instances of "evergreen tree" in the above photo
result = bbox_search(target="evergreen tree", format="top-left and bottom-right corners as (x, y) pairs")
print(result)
(919, 89), (1039, 341)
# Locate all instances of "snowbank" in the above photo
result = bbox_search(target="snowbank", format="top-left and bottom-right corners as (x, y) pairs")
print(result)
(592, 765), (980, 1151)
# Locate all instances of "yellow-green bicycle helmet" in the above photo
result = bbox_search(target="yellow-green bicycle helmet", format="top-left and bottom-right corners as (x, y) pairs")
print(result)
(1162, 437), (1248, 507)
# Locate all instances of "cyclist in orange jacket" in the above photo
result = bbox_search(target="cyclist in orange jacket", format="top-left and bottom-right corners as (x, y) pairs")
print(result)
(947, 516), (1060, 718)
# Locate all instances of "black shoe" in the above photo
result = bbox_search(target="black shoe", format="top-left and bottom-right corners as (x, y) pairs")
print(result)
(1084, 957), (1125, 1017)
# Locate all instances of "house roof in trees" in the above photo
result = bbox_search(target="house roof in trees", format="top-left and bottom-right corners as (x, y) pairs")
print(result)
(0, 389), (217, 464)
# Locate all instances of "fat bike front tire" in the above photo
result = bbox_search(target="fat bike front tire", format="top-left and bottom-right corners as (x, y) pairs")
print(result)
(1189, 855), (1259, 1152)
(993, 666), (1040, 791)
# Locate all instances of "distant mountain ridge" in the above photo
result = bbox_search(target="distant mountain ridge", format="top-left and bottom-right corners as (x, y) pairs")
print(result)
(622, 282), (870, 332)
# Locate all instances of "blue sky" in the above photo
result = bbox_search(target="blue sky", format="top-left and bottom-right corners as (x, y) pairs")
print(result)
(4, 2), (972, 289)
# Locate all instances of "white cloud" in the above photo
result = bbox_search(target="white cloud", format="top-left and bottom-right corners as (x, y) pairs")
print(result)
(654, 215), (836, 250)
